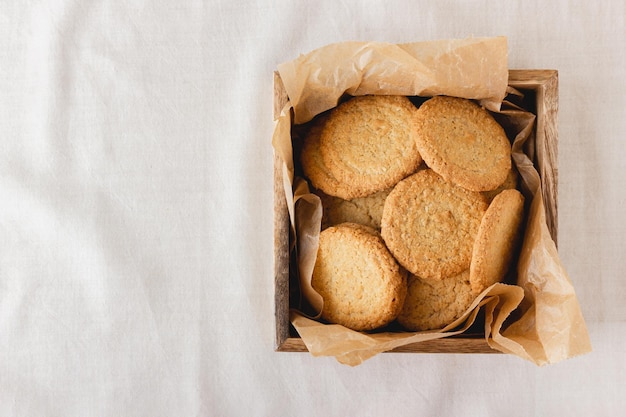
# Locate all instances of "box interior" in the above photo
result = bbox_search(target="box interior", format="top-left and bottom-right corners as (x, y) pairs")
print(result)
(274, 70), (558, 353)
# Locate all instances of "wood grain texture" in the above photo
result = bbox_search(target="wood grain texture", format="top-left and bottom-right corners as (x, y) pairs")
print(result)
(509, 69), (559, 245)
(274, 69), (559, 354)
(276, 337), (309, 352)
(276, 336), (499, 354)
(274, 153), (291, 350)
(388, 337), (499, 354)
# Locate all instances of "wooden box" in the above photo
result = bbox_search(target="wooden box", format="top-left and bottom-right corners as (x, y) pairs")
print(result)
(274, 69), (558, 354)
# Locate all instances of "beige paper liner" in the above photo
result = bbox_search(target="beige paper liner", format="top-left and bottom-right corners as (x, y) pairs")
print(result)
(291, 283), (524, 366)
(272, 37), (591, 366)
(277, 37), (509, 124)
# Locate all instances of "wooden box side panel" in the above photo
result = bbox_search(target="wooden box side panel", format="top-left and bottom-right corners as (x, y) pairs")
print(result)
(277, 336), (502, 354)
(274, 153), (291, 350)
(536, 72), (559, 245)
(509, 69), (559, 244)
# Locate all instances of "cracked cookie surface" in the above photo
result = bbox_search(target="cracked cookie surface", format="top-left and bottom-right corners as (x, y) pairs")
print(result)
(415, 96), (511, 191)
(318, 95), (422, 198)
(398, 270), (474, 331)
(311, 223), (407, 331)
(381, 169), (487, 280)
(470, 189), (525, 295)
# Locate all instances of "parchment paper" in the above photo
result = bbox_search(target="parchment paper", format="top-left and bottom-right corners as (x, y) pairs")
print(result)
(272, 37), (591, 366)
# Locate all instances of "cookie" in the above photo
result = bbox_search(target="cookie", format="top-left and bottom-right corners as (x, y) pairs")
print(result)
(317, 188), (391, 231)
(319, 95), (422, 197)
(470, 189), (525, 295)
(482, 163), (519, 203)
(397, 270), (475, 331)
(381, 169), (488, 280)
(311, 223), (407, 331)
(300, 113), (362, 199)
(300, 113), (356, 199)
(415, 96), (511, 191)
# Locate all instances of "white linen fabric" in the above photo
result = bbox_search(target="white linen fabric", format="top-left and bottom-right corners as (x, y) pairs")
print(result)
(1, 1), (625, 416)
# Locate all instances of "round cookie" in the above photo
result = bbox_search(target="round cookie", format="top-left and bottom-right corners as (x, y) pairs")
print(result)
(311, 223), (407, 331)
(318, 188), (391, 231)
(381, 169), (488, 280)
(319, 95), (422, 197)
(300, 114), (362, 199)
(470, 189), (525, 295)
(415, 96), (511, 192)
(397, 270), (475, 331)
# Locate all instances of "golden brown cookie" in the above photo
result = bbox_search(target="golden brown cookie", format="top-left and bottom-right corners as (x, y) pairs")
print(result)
(381, 169), (488, 280)
(300, 114), (362, 199)
(415, 96), (511, 191)
(311, 223), (407, 331)
(317, 188), (391, 231)
(481, 163), (519, 203)
(319, 95), (422, 197)
(470, 189), (525, 295)
(397, 270), (475, 331)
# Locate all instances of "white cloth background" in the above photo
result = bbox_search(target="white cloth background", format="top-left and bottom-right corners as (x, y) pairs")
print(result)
(1, 1), (624, 416)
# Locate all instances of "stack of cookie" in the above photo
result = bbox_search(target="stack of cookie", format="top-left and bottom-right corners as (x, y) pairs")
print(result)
(300, 95), (525, 332)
